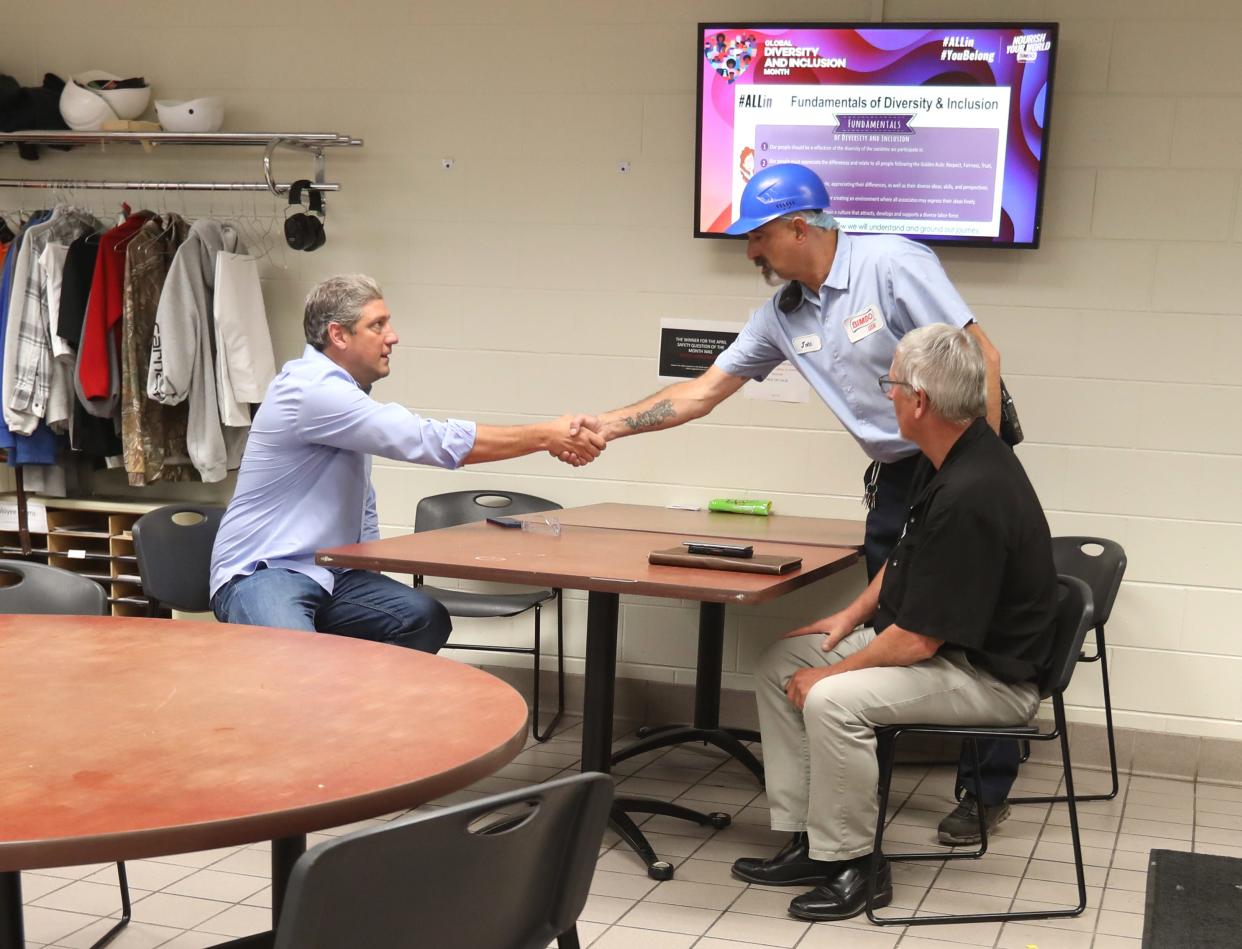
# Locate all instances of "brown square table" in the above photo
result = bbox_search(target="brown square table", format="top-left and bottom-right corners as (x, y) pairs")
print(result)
(522, 502), (864, 549)
(318, 519), (858, 879)
(513, 504), (866, 780)
(0, 615), (528, 949)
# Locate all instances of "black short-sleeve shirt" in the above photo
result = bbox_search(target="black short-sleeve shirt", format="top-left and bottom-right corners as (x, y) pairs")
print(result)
(874, 418), (1057, 683)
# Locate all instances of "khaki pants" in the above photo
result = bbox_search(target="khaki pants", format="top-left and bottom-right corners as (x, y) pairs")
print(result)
(755, 628), (1039, 861)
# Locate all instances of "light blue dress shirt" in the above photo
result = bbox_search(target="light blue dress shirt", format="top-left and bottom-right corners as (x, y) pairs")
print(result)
(209, 346), (477, 597)
(714, 231), (975, 464)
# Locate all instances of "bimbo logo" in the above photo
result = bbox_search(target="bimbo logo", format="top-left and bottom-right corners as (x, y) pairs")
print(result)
(754, 183), (795, 208)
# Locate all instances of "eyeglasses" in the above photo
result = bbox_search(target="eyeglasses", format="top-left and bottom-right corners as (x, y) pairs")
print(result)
(877, 375), (915, 395)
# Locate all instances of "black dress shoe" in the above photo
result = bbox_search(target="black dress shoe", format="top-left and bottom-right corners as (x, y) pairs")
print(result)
(787, 854), (892, 922)
(731, 833), (837, 886)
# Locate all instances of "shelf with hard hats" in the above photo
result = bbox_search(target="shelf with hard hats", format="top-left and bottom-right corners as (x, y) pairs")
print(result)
(0, 129), (363, 195)
(0, 130), (361, 148)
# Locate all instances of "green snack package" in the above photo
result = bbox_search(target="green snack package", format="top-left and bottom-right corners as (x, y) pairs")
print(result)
(708, 498), (773, 516)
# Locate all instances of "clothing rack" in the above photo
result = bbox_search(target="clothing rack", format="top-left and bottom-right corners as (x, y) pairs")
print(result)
(0, 132), (363, 530)
(0, 130), (364, 198)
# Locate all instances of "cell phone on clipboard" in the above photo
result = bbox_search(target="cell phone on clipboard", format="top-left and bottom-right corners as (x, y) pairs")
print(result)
(682, 541), (754, 559)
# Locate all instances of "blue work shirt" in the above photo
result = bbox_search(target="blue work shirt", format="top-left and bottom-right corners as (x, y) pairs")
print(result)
(714, 231), (974, 463)
(209, 345), (477, 598)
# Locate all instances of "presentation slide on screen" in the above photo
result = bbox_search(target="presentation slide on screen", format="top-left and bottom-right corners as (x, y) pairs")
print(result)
(739, 86), (1009, 237)
(698, 26), (1055, 245)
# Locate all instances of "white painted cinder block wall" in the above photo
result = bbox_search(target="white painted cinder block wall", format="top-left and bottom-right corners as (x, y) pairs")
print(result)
(3, 0), (1240, 740)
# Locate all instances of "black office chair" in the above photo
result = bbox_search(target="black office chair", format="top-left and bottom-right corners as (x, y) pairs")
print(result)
(132, 504), (225, 614)
(0, 561), (129, 949)
(414, 491), (565, 741)
(866, 575), (1095, 927)
(273, 773), (613, 949)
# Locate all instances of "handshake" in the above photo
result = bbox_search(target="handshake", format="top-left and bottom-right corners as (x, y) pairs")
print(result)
(545, 414), (604, 468)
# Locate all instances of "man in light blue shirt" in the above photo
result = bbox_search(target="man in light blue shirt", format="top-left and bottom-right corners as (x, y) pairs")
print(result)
(576, 164), (1013, 843)
(211, 273), (605, 652)
(584, 164), (1001, 574)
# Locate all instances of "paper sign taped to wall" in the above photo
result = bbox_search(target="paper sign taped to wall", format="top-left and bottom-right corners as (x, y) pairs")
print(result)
(742, 363), (810, 404)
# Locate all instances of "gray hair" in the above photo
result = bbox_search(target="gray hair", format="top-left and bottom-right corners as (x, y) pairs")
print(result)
(893, 324), (986, 424)
(780, 209), (839, 231)
(303, 274), (384, 349)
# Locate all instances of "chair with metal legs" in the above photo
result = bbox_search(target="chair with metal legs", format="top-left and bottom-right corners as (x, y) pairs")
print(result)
(0, 561), (130, 949)
(1015, 537), (1126, 801)
(866, 575), (1096, 927)
(272, 773), (613, 949)
(413, 491), (566, 741)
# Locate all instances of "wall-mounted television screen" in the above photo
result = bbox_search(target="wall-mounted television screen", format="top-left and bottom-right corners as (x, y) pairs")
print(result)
(696, 22), (1058, 248)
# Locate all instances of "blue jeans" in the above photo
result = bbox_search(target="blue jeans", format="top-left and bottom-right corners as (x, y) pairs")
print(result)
(211, 566), (452, 654)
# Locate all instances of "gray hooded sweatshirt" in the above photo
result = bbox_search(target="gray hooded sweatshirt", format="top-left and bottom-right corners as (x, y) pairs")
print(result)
(146, 219), (247, 482)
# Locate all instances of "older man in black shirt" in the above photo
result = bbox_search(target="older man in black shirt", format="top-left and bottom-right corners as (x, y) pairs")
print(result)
(731, 324), (1057, 922)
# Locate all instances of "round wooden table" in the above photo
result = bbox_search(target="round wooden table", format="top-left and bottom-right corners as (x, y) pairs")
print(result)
(0, 615), (529, 948)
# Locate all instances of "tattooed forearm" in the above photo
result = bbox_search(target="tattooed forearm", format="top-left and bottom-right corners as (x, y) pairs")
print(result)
(622, 399), (676, 432)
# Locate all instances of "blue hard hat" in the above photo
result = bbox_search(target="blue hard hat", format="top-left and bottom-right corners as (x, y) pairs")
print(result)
(724, 163), (831, 235)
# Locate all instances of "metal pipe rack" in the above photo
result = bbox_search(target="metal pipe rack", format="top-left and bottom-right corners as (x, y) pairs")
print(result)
(0, 130), (364, 196)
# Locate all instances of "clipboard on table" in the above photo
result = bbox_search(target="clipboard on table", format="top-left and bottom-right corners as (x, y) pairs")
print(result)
(648, 546), (802, 574)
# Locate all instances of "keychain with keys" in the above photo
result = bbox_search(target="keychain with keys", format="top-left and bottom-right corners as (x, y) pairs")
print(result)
(863, 460), (881, 510)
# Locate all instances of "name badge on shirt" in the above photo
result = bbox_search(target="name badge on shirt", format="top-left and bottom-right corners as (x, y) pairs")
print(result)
(792, 333), (822, 355)
(844, 304), (884, 344)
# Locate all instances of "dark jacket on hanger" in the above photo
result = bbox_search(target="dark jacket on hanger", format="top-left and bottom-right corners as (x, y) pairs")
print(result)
(58, 233), (122, 459)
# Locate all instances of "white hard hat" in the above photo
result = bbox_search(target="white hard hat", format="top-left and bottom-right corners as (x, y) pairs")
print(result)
(73, 70), (151, 120)
(155, 97), (224, 133)
(60, 75), (118, 131)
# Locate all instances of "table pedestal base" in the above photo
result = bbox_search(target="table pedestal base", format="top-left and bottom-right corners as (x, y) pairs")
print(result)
(584, 593), (734, 879)
(610, 603), (765, 784)
(614, 724), (763, 782)
(610, 797), (731, 880)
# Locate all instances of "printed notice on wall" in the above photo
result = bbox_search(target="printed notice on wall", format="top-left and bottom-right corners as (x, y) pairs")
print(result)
(658, 319), (739, 380)
(657, 319), (810, 403)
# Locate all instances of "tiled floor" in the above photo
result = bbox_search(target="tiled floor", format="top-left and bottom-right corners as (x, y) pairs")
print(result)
(17, 720), (1242, 948)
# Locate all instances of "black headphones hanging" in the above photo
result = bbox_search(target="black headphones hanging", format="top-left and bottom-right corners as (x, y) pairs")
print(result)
(284, 179), (326, 252)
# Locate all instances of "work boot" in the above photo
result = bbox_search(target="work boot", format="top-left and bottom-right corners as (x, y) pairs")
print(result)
(937, 793), (1010, 845)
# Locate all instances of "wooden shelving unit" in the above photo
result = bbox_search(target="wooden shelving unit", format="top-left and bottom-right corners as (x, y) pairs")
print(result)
(0, 496), (163, 616)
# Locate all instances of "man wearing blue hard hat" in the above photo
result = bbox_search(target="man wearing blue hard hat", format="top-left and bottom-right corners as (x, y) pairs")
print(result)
(573, 161), (1019, 885)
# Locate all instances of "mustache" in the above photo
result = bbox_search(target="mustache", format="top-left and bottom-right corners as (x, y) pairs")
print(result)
(753, 256), (781, 287)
